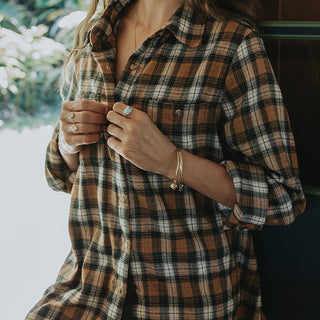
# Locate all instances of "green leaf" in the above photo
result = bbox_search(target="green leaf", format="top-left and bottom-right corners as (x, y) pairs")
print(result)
(0, 20), (20, 33)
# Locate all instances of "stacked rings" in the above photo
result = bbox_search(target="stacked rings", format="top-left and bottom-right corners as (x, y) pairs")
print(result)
(68, 111), (79, 133)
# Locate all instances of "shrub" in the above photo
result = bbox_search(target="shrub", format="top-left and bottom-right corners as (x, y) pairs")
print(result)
(0, 23), (66, 120)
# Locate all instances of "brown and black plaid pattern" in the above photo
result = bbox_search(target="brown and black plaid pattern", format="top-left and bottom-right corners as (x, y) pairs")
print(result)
(26, 0), (306, 319)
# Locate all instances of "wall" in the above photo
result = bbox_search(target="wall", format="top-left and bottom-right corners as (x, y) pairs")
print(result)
(258, 1), (320, 319)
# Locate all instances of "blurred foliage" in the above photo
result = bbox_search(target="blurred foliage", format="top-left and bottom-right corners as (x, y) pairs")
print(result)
(0, 0), (88, 128)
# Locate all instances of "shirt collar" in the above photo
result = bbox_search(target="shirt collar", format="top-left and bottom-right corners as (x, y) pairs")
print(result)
(90, 0), (206, 48)
(168, 1), (206, 47)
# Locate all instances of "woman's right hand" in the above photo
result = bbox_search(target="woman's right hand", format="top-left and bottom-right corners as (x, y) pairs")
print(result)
(58, 100), (111, 155)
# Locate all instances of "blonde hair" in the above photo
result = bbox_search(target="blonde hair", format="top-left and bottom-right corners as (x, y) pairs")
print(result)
(60, 0), (111, 100)
(60, 0), (261, 99)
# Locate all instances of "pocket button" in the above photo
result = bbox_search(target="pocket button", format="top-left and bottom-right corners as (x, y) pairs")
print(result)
(174, 109), (182, 119)
(130, 63), (138, 71)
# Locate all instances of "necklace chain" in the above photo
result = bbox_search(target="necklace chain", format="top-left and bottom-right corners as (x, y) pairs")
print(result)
(134, 17), (138, 51)
(134, 6), (140, 52)
(134, 7), (168, 52)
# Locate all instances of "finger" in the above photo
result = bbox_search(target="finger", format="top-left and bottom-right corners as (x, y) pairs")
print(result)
(107, 123), (125, 141)
(62, 110), (107, 125)
(61, 122), (103, 135)
(107, 136), (122, 153)
(113, 102), (135, 117)
(63, 100), (110, 114)
(64, 132), (103, 147)
(106, 110), (128, 129)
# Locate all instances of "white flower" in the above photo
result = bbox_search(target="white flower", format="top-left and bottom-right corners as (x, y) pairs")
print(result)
(9, 84), (18, 94)
(0, 67), (9, 88)
(58, 11), (87, 29)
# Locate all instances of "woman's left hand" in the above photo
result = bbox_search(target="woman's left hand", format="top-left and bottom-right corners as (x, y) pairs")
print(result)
(106, 102), (177, 177)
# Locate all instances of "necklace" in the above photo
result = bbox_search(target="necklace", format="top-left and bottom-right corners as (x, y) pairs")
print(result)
(134, 7), (140, 52)
(133, 7), (168, 52)
(134, 17), (138, 51)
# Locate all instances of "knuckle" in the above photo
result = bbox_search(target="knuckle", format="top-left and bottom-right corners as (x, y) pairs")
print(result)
(62, 101), (70, 111)
(128, 122), (137, 133)
(79, 100), (88, 111)
(59, 113), (64, 122)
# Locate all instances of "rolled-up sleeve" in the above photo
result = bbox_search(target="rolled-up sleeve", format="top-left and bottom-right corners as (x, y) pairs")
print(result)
(217, 30), (306, 231)
(45, 123), (77, 193)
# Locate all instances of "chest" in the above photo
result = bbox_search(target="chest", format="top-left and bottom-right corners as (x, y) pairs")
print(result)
(115, 20), (154, 84)
(115, 25), (135, 84)
(79, 34), (231, 162)
(86, 25), (232, 106)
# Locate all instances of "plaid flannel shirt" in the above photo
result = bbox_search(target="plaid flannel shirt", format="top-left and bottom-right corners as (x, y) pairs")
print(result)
(26, 0), (306, 319)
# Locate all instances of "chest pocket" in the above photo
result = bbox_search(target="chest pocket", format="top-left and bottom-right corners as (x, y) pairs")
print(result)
(136, 100), (221, 159)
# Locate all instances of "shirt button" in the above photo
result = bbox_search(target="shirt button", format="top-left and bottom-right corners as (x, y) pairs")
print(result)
(130, 63), (138, 71)
(123, 239), (130, 250)
(117, 281), (125, 296)
(174, 109), (182, 118)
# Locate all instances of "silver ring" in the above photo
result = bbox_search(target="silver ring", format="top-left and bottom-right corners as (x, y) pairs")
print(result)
(69, 124), (79, 133)
(124, 105), (133, 116)
(68, 111), (75, 120)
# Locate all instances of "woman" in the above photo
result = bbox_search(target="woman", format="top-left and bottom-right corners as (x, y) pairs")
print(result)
(26, 0), (306, 319)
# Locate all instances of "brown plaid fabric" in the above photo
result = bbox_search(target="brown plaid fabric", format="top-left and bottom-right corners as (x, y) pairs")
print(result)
(26, 0), (306, 319)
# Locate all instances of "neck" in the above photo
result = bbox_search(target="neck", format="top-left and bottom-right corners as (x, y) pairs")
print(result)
(134, 0), (183, 29)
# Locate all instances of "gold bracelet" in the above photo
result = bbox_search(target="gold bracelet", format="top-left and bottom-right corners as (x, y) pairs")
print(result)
(170, 148), (184, 192)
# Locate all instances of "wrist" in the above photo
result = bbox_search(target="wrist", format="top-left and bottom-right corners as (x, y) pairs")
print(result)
(161, 146), (178, 180)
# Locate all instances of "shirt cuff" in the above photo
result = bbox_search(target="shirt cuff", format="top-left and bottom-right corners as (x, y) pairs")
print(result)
(217, 160), (269, 232)
(45, 125), (77, 194)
